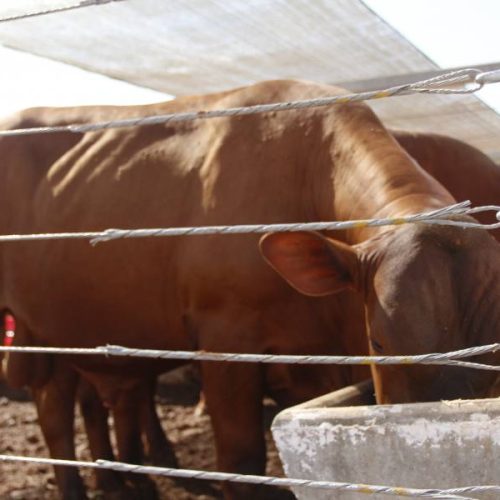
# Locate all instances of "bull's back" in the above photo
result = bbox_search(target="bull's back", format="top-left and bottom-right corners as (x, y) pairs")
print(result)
(2, 81), (342, 351)
(394, 130), (500, 239)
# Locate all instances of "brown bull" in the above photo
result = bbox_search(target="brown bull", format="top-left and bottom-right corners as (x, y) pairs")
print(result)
(2, 80), (500, 500)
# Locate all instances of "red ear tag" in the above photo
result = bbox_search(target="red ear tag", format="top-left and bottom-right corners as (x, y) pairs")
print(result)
(4, 314), (15, 347)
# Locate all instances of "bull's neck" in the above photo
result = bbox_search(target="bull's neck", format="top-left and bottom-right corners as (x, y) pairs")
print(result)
(314, 108), (455, 245)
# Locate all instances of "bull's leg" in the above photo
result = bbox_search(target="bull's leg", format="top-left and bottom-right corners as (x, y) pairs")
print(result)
(202, 359), (294, 499)
(77, 377), (126, 495)
(111, 382), (159, 500)
(139, 376), (178, 467)
(33, 360), (88, 500)
(196, 305), (296, 500)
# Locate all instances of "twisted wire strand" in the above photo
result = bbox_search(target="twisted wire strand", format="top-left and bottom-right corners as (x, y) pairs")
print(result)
(0, 69), (491, 138)
(0, 201), (499, 246)
(0, 0), (125, 23)
(0, 454), (484, 499)
(0, 343), (498, 371)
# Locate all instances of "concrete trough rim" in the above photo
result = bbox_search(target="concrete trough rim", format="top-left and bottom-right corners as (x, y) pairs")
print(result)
(272, 380), (500, 499)
(274, 380), (500, 426)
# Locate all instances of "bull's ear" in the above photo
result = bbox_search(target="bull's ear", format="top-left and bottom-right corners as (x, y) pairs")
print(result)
(259, 231), (359, 296)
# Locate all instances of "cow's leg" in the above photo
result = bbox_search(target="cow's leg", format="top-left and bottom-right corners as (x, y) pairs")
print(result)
(201, 359), (266, 499)
(140, 376), (178, 467)
(111, 381), (159, 500)
(77, 377), (126, 496)
(33, 360), (88, 500)
(197, 308), (296, 500)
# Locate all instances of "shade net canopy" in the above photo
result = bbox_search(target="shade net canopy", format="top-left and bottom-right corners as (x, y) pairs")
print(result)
(0, 0), (499, 160)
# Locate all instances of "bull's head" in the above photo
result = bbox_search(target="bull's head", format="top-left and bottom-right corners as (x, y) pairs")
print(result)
(260, 222), (500, 403)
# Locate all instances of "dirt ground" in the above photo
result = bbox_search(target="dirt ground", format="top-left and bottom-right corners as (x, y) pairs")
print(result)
(0, 373), (288, 499)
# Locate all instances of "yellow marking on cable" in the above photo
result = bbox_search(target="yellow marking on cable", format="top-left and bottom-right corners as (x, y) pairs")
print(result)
(374, 91), (391, 99)
(400, 357), (414, 364)
(360, 359), (373, 365)
(357, 485), (376, 494)
(391, 218), (407, 225)
(392, 487), (411, 496)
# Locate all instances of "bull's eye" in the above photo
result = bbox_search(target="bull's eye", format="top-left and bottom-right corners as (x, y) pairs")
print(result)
(370, 338), (384, 353)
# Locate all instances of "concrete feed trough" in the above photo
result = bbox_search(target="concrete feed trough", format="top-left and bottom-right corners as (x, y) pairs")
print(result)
(272, 381), (500, 499)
